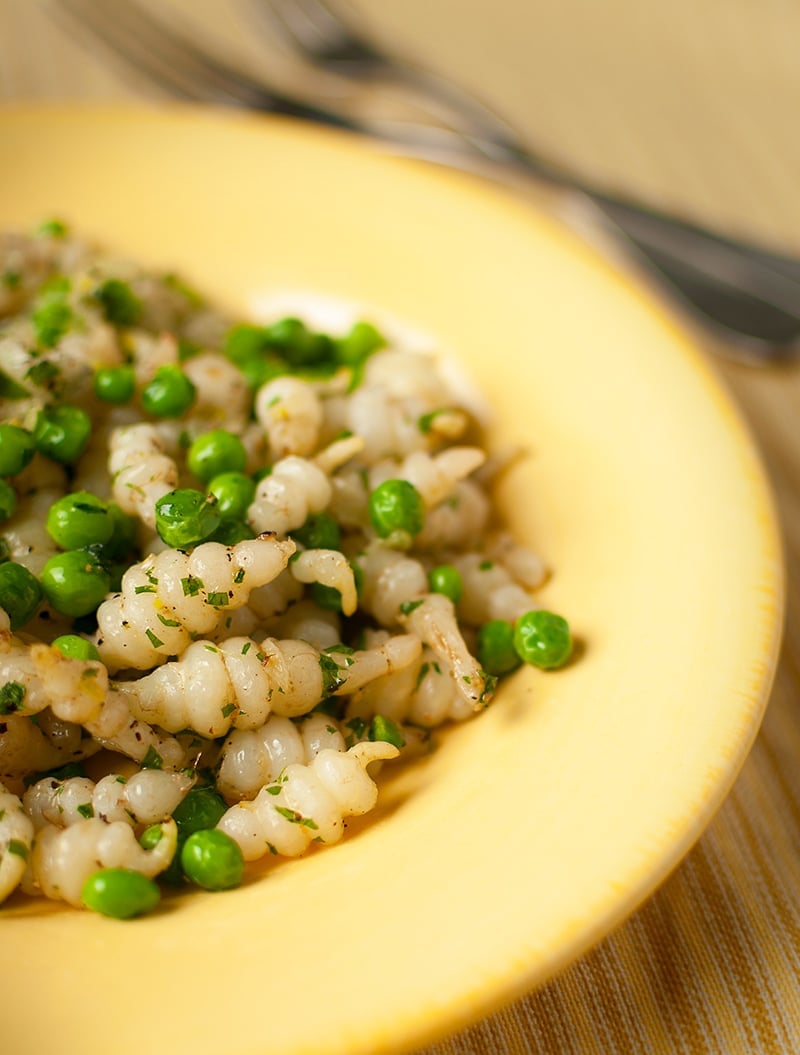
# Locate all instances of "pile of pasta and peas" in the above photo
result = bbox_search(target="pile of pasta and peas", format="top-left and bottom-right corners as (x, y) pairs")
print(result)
(0, 220), (571, 919)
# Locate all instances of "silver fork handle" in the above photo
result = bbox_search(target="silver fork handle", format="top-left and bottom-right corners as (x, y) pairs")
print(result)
(52, 0), (800, 359)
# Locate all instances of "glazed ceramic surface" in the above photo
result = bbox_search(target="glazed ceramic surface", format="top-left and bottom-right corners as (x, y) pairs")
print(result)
(0, 107), (782, 1055)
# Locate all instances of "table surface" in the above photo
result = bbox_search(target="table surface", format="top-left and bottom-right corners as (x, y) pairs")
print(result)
(2, 3), (800, 1053)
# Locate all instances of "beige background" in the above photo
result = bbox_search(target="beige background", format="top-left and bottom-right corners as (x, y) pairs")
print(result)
(3, 0), (800, 252)
(345, 0), (800, 253)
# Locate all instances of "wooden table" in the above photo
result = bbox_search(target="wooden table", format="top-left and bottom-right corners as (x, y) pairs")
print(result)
(2, 3), (799, 1052)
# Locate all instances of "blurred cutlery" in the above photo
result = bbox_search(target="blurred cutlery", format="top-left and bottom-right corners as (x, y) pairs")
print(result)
(51, 0), (800, 360)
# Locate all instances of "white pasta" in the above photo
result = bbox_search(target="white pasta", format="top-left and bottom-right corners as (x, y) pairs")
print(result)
(451, 552), (536, 626)
(398, 593), (495, 710)
(120, 630), (421, 737)
(347, 642), (474, 728)
(26, 817), (178, 906)
(0, 225), (564, 916)
(108, 422), (180, 529)
(217, 740), (397, 860)
(369, 447), (486, 509)
(247, 455), (332, 536)
(183, 351), (251, 434)
(216, 712), (348, 801)
(23, 770), (193, 830)
(256, 375), (323, 458)
(289, 548), (358, 615)
(95, 534), (295, 672)
(0, 783), (34, 903)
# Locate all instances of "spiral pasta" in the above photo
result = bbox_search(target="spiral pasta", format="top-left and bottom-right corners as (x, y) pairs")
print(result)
(95, 533), (296, 672)
(108, 422), (179, 529)
(0, 783), (34, 904)
(23, 770), (193, 830)
(217, 740), (397, 861)
(26, 817), (178, 906)
(120, 630), (421, 737)
(0, 224), (570, 917)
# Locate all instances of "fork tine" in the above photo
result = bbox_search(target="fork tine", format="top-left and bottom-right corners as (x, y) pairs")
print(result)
(261, 0), (377, 65)
(54, 0), (359, 126)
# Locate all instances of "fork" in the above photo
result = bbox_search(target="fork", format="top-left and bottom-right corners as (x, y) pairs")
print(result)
(51, 0), (800, 360)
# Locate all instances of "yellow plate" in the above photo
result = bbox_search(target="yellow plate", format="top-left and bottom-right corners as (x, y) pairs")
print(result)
(0, 106), (783, 1055)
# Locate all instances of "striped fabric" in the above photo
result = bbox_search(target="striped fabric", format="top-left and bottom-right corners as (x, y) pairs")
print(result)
(422, 359), (800, 1054)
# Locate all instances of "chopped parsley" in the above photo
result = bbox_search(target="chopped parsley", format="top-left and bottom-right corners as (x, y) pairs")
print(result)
(318, 653), (344, 697)
(7, 839), (29, 860)
(0, 681), (26, 715)
(369, 715), (406, 748)
(145, 628), (164, 649)
(0, 370), (30, 400)
(24, 359), (60, 389)
(76, 802), (94, 819)
(181, 575), (204, 596)
(141, 746), (164, 770)
(274, 806), (318, 830)
(92, 278), (143, 327)
(399, 598), (424, 616)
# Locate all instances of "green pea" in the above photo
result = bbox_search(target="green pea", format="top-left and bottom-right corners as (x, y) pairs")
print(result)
(0, 370), (30, 401)
(181, 829), (244, 891)
(188, 430), (247, 483)
(0, 424), (36, 477)
(310, 582), (344, 611)
(310, 560), (362, 612)
(223, 323), (272, 365)
(139, 823), (165, 851)
(33, 405), (92, 464)
(0, 561), (42, 629)
(92, 278), (142, 326)
(207, 472), (256, 521)
(252, 465), (272, 484)
(40, 550), (111, 617)
(0, 480), (16, 523)
(264, 317), (334, 368)
(94, 365), (136, 404)
(32, 290), (72, 348)
(81, 867), (160, 919)
(172, 786), (228, 835)
(428, 564), (463, 604)
(46, 491), (114, 550)
(477, 619), (522, 677)
(36, 218), (68, 239)
(51, 634), (101, 662)
(368, 479), (425, 541)
(155, 489), (221, 548)
(240, 354), (288, 391)
(335, 320), (385, 366)
(177, 337), (201, 362)
(291, 512), (341, 552)
(513, 610), (573, 670)
(101, 503), (138, 560)
(141, 364), (196, 418)
(210, 519), (252, 546)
